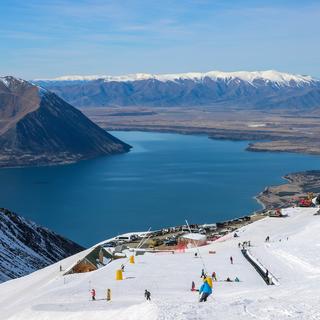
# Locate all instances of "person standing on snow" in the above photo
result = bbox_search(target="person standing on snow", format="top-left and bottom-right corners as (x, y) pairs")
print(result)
(201, 268), (206, 278)
(91, 288), (96, 301)
(191, 281), (196, 291)
(265, 269), (269, 284)
(199, 278), (212, 302)
(212, 271), (217, 281)
(230, 256), (233, 264)
(145, 289), (151, 301)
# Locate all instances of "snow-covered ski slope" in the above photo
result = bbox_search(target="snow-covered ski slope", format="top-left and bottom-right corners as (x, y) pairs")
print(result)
(1, 207), (320, 319)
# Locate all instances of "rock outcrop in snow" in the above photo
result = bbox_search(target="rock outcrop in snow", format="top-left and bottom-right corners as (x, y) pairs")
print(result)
(0, 208), (84, 282)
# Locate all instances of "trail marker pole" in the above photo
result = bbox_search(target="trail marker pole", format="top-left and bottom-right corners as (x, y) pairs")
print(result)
(185, 220), (207, 274)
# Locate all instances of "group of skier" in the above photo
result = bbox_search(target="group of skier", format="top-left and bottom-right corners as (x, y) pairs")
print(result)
(89, 245), (241, 304)
(90, 288), (151, 302)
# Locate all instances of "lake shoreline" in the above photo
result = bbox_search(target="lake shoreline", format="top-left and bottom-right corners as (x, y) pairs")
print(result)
(255, 170), (320, 210)
(99, 123), (320, 156)
(2, 130), (320, 246)
(193, 171), (320, 237)
(83, 105), (320, 157)
(109, 128), (320, 215)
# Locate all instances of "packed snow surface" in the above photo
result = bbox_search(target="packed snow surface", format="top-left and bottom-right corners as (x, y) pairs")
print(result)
(37, 70), (317, 86)
(1, 207), (320, 319)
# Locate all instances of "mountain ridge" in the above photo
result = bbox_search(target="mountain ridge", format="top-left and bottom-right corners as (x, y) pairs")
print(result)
(35, 70), (318, 85)
(0, 208), (84, 283)
(33, 70), (320, 109)
(0, 76), (131, 167)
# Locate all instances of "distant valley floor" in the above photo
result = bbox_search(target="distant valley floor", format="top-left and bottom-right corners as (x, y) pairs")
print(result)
(82, 106), (320, 156)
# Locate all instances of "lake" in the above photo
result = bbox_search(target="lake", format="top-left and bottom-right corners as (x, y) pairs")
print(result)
(1, 131), (320, 246)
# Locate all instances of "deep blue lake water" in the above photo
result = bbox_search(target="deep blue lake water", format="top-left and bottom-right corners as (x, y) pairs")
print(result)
(1, 131), (320, 246)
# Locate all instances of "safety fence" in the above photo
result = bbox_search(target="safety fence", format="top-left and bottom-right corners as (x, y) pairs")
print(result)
(241, 248), (279, 286)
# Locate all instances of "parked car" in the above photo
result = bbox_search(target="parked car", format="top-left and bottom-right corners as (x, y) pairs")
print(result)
(115, 235), (138, 242)
(164, 239), (178, 246)
(103, 241), (117, 247)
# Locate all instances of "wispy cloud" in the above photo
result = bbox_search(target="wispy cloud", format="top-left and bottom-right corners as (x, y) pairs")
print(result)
(1, 0), (320, 78)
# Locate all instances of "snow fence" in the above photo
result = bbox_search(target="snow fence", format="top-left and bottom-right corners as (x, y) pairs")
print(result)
(241, 248), (279, 286)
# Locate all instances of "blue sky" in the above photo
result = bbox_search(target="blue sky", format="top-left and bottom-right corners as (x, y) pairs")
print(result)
(0, 0), (319, 79)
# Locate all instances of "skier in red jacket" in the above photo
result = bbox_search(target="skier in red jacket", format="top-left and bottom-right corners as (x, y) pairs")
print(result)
(91, 288), (96, 301)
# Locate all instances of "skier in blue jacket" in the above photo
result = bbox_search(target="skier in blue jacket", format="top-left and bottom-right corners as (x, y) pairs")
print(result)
(199, 278), (212, 302)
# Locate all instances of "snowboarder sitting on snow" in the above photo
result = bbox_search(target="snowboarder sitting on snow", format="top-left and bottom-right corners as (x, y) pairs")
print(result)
(144, 289), (151, 301)
(234, 277), (240, 282)
(225, 277), (232, 282)
(199, 278), (212, 302)
(91, 288), (96, 301)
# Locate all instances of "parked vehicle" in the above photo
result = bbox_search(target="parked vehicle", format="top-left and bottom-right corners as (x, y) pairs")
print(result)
(164, 239), (178, 246)
(103, 241), (117, 247)
(115, 234), (139, 242)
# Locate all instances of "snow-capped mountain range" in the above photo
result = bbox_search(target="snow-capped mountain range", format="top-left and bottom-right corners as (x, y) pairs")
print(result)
(34, 70), (320, 109)
(0, 208), (84, 283)
(37, 70), (316, 86)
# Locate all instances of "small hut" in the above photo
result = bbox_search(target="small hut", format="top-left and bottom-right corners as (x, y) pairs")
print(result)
(64, 246), (114, 275)
(179, 233), (207, 247)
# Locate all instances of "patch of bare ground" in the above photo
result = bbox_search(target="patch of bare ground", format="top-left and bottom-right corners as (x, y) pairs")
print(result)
(82, 106), (320, 155)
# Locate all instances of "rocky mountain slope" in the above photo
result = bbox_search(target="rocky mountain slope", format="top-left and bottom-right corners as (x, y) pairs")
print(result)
(0, 76), (131, 167)
(35, 70), (320, 109)
(0, 208), (84, 283)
